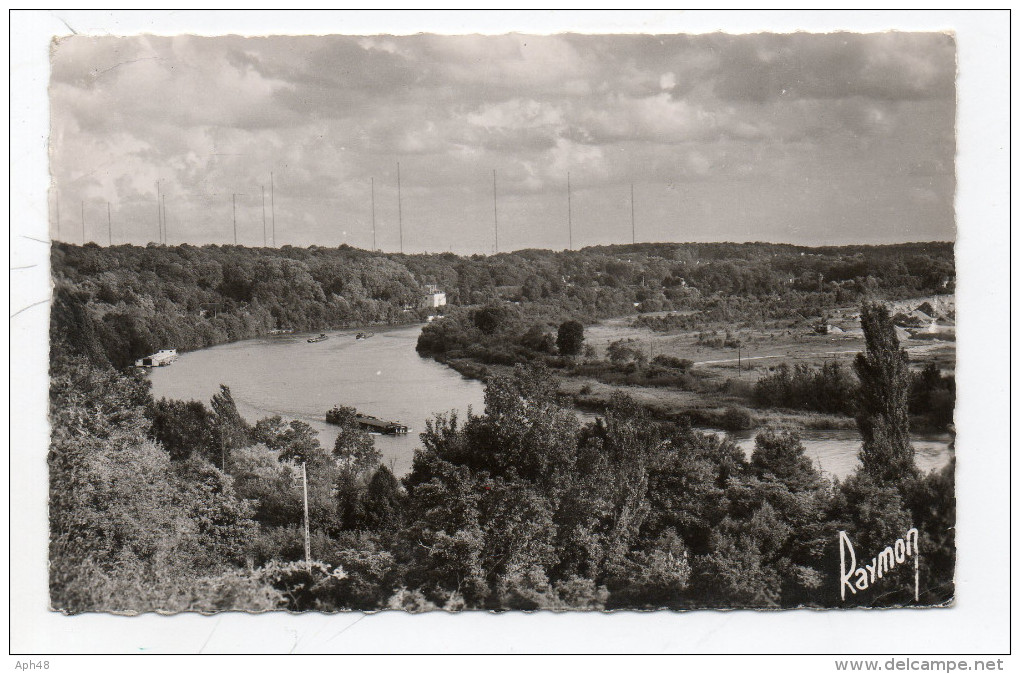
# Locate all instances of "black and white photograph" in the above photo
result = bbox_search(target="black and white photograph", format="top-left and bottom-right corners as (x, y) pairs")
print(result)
(10, 9), (1010, 658)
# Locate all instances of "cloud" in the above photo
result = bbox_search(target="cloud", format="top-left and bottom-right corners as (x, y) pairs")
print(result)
(48, 32), (957, 250)
(708, 32), (956, 102)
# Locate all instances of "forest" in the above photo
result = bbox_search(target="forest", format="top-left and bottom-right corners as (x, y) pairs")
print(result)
(48, 241), (956, 612)
(51, 240), (953, 369)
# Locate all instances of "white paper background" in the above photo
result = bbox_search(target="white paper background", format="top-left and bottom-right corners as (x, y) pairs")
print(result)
(8, 9), (1012, 657)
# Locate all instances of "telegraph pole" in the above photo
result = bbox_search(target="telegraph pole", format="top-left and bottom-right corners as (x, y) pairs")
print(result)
(161, 194), (167, 245)
(270, 171), (276, 246)
(81, 200), (85, 245)
(370, 177), (377, 250)
(492, 169), (498, 254)
(156, 181), (163, 244)
(567, 172), (573, 251)
(302, 462), (312, 571)
(232, 193), (238, 245)
(261, 185), (267, 247)
(107, 202), (112, 246)
(631, 182), (636, 245)
(396, 162), (403, 254)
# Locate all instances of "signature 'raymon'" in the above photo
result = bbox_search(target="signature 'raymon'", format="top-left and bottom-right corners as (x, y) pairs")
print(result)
(840, 528), (920, 601)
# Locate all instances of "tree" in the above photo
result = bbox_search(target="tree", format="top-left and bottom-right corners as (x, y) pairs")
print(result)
(557, 320), (584, 356)
(229, 444), (303, 527)
(472, 304), (506, 335)
(210, 385), (251, 469)
(48, 358), (265, 613)
(149, 398), (217, 462)
(520, 324), (555, 354)
(854, 302), (917, 483)
(328, 405), (381, 476)
(360, 465), (404, 531)
(750, 430), (821, 492)
(273, 420), (323, 465)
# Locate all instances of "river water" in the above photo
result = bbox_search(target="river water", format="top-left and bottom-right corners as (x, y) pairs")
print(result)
(149, 324), (951, 480)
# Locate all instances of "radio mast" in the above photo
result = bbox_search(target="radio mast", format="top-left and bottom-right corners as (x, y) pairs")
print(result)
(397, 162), (404, 254)
(631, 182), (636, 245)
(567, 172), (573, 251)
(493, 169), (498, 254)
(156, 181), (162, 244)
(261, 185), (267, 247)
(270, 171), (276, 246)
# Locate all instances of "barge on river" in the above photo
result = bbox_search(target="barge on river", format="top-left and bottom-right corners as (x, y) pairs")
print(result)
(355, 413), (409, 435)
(135, 349), (178, 367)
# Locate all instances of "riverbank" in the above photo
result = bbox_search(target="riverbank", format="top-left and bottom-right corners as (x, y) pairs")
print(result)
(427, 352), (858, 432)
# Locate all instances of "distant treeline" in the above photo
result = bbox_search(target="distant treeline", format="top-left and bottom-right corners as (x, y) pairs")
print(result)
(51, 241), (953, 369)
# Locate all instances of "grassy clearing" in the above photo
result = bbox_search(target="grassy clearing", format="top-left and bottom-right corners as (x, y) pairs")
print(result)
(441, 300), (955, 433)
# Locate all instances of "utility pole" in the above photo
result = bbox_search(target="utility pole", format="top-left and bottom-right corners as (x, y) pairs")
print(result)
(107, 202), (112, 246)
(270, 171), (276, 247)
(370, 177), (377, 250)
(156, 181), (163, 244)
(81, 200), (85, 245)
(396, 162), (403, 254)
(302, 462), (312, 571)
(161, 194), (167, 245)
(567, 172), (573, 251)
(261, 185), (267, 247)
(492, 169), (498, 254)
(676, 175), (682, 244)
(232, 193), (238, 245)
(737, 347), (742, 377)
(631, 182), (636, 245)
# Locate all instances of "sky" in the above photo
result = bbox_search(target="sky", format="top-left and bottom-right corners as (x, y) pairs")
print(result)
(48, 31), (957, 253)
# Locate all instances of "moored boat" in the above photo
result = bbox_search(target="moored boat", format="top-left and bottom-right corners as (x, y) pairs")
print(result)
(307, 333), (329, 343)
(355, 413), (408, 435)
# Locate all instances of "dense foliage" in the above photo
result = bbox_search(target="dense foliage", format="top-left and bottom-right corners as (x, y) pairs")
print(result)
(48, 242), (955, 612)
(51, 241), (953, 370)
(49, 302), (953, 611)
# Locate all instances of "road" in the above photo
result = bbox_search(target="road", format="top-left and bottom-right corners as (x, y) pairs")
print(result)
(693, 349), (861, 366)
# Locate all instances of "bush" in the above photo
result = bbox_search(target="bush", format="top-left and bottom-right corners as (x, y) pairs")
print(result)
(719, 406), (755, 431)
(752, 361), (856, 415)
(651, 354), (693, 371)
(520, 325), (556, 354)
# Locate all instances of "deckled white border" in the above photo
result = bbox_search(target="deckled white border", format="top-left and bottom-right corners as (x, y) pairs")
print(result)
(9, 9), (1010, 656)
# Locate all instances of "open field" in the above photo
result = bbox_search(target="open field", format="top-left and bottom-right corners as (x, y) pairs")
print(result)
(585, 299), (956, 382)
(533, 296), (956, 430)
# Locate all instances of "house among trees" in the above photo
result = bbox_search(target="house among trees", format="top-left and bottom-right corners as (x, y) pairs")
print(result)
(423, 284), (447, 308)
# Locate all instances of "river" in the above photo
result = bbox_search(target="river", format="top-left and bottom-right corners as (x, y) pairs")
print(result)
(149, 324), (952, 480)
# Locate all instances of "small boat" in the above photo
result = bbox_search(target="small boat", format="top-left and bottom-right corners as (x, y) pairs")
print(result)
(307, 333), (329, 343)
(355, 332), (375, 341)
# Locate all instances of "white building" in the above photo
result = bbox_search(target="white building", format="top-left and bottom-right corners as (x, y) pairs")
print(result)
(424, 284), (447, 308)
